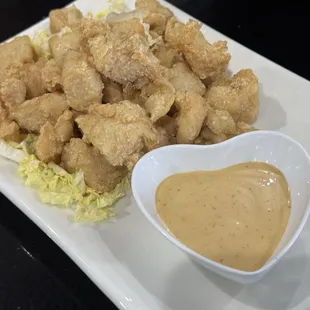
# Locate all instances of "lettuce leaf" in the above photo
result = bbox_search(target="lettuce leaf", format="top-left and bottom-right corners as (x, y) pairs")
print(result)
(0, 139), (25, 162)
(95, 0), (126, 18)
(32, 29), (52, 58)
(18, 154), (130, 222)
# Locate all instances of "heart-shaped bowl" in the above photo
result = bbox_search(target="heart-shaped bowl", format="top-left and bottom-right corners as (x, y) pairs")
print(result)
(132, 130), (310, 284)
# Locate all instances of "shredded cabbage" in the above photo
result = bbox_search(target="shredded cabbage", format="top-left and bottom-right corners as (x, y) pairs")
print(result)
(0, 137), (129, 222)
(18, 154), (130, 222)
(95, 0), (126, 19)
(0, 134), (36, 162)
(0, 139), (25, 162)
(32, 29), (52, 58)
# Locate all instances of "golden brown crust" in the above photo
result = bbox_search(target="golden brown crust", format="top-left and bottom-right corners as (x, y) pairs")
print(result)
(165, 18), (231, 81)
(61, 51), (103, 112)
(61, 138), (127, 193)
(11, 93), (68, 133)
(174, 91), (207, 144)
(49, 5), (83, 34)
(205, 69), (259, 123)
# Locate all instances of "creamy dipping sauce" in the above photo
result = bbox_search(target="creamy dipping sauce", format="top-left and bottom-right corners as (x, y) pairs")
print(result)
(156, 162), (291, 271)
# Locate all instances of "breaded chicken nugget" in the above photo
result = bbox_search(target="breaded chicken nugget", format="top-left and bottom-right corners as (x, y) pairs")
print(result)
(200, 127), (227, 144)
(205, 69), (259, 123)
(169, 62), (205, 95)
(136, 0), (173, 35)
(0, 78), (26, 108)
(11, 93), (68, 133)
(61, 51), (103, 112)
(76, 101), (163, 168)
(205, 109), (236, 136)
(141, 78), (175, 122)
(35, 110), (74, 163)
(174, 91), (207, 144)
(49, 5), (83, 34)
(88, 32), (161, 89)
(36, 123), (63, 163)
(0, 104), (22, 142)
(0, 36), (34, 83)
(165, 18), (231, 81)
(61, 138), (127, 193)
(152, 41), (183, 68)
(49, 32), (81, 65)
(41, 59), (62, 92)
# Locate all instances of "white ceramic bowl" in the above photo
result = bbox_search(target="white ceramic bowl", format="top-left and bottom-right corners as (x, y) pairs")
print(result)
(132, 130), (310, 284)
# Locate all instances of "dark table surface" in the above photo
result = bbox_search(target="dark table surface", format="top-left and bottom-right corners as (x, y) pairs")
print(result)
(0, 0), (309, 309)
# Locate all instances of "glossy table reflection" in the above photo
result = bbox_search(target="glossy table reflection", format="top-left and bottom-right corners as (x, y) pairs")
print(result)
(0, 0), (308, 309)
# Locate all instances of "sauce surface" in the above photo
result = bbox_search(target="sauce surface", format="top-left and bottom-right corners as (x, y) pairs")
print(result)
(156, 162), (291, 271)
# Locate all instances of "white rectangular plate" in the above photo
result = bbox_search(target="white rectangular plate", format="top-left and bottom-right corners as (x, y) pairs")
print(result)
(1, 1), (310, 309)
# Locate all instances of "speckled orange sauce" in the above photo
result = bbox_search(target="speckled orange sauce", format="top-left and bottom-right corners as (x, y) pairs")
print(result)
(156, 162), (291, 271)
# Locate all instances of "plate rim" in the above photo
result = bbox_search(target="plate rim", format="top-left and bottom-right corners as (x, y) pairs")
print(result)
(1, 1), (310, 310)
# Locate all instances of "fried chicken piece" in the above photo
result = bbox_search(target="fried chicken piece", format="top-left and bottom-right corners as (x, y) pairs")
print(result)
(236, 121), (257, 135)
(41, 59), (62, 92)
(72, 18), (109, 40)
(200, 127), (227, 144)
(0, 78), (26, 109)
(141, 78), (175, 122)
(61, 51), (103, 112)
(88, 32), (161, 89)
(0, 104), (22, 142)
(35, 110), (74, 163)
(169, 62), (205, 96)
(70, 19), (110, 53)
(11, 93), (68, 133)
(0, 36), (34, 83)
(165, 18), (231, 81)
(0, 120), (22, 143)
(61, 138), (127, 193)
(54, 110), (74, 143)
(174, 91), (207, 144)
(5, 57), (47, 99)
(136, 0), (173, 19)
(152, 41), (183, 68)
(202, 64), (228, 86)
(49, 5), (83, 34)
(144, 13), (167, 35)
(205, 109), (236, 136)
(102, 76), (123, 103)
(136, 0), (173, 35)
(35, 122), (63, 163)
(20, 60), (47, 98)
(205, 69), (259, 123)
(110, 18), (145, 37)
(153, 45), (180, 68)
(49, 32), (81, 65)
(76, 101), (162, 168)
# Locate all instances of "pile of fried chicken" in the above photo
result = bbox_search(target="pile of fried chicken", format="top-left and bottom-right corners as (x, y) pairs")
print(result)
(0, 0), (258, 194)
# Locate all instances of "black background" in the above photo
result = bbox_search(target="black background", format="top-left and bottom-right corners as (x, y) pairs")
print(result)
(0, 0), (309, 309)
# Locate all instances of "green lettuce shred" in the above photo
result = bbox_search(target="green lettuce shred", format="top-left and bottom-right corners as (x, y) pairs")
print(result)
(32, 29), (52, 58)
(17, 154), (130, 222)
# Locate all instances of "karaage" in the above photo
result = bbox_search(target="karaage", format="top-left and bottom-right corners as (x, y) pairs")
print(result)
(205, 69), (259, 123)
(11, 92), (68, 133)
(61, 51), (103, 112)
(165, 18), (231, 82)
